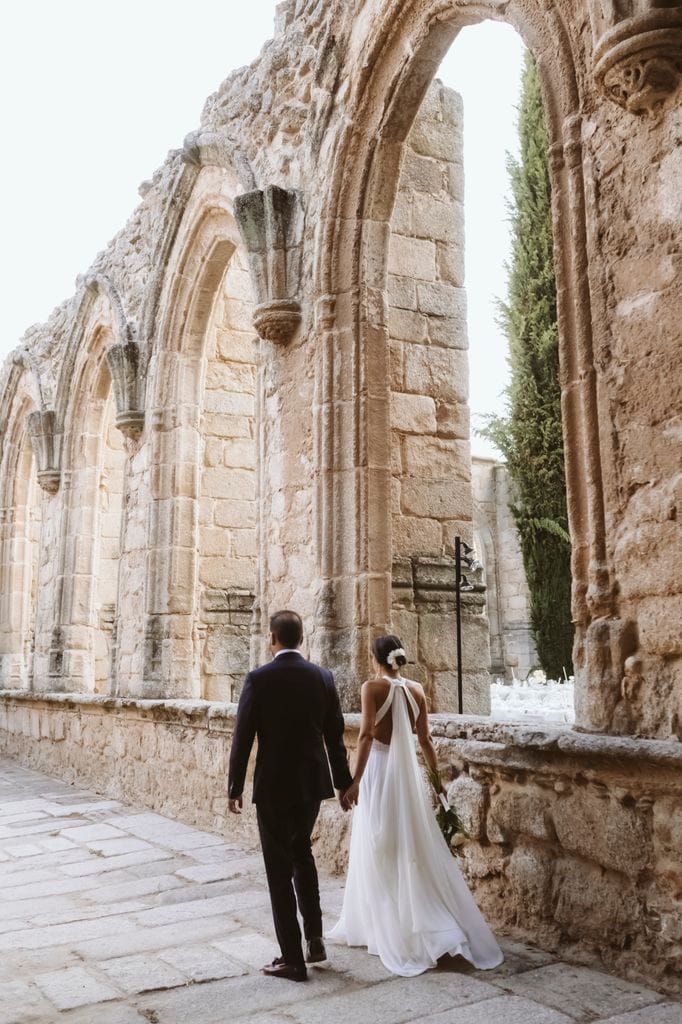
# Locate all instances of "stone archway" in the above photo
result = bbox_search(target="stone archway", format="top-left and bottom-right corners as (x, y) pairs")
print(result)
(142, 184), (259, 700)
(311, 0), (622, 724)
(53, 332), (125, 693)
(0, 389), (43, 690)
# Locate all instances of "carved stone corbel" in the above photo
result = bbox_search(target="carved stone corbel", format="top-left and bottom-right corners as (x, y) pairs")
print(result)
(589, 4), (682, 115)
(105, 341), (145, 439)
(26, 409), (61, 493)
(234, 186), (304, 344)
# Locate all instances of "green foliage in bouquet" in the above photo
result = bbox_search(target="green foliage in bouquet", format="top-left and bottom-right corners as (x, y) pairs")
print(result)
(428, 770), (467, 855)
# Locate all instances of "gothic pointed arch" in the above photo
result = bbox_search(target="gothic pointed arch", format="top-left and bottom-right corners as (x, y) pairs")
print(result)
(0, 363), (44, 689)
(310, 0), (620, 722)
(141, 172), (259, 700)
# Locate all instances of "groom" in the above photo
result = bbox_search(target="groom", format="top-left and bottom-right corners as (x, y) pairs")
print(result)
(228, 609), (353, 982)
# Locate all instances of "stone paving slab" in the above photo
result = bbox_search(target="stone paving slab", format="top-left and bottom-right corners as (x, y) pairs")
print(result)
(1, 758), (680, 1024)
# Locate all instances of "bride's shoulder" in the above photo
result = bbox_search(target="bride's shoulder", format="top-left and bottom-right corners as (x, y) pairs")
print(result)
(361, 676), (386, 690)
(404, 677), (426, 701)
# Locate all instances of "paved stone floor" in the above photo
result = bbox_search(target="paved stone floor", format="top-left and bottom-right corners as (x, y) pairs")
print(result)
(0, 760), (680, 1024)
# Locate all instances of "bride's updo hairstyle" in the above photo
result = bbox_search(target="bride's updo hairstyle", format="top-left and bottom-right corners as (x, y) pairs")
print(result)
(372, 634), (407, 670)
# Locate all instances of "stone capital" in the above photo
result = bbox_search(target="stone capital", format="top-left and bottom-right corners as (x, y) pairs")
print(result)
(234, 185), (305, 344)
(26, 409), (61, 493)
(105, 341), (145, 439)
(590, 5), (682, 115)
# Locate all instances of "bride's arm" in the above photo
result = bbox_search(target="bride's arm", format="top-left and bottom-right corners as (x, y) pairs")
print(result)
(342, 682), (375, 807)
(415, 692), (442, 790)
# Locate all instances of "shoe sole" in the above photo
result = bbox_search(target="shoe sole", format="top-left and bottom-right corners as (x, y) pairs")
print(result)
(262, 969), (307, 981)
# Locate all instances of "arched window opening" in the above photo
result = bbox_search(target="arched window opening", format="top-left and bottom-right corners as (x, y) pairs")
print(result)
(197, 245), (258, 701)
(92, 390), (126, 692)
(0, 424), (43, 690)
(386, 21), (572, 721)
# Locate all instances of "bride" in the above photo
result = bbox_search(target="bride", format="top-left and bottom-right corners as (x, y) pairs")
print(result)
(327, 634), (503, 977)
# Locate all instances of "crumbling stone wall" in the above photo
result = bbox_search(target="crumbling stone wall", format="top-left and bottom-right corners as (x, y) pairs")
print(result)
(0, 0), (679, 735)
(473, 457), (538, 681)
(1, 691), (679, 995)
(0, 0), (681, 975)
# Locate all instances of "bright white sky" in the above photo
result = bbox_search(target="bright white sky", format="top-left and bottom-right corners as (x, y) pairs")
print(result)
(0, 2), (523, 457)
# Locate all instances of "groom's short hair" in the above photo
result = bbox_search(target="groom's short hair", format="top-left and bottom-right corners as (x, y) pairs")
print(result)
(270, 609), (303, 649)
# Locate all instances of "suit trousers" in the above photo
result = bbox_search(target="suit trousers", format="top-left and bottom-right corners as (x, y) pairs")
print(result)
(256, 799), (322, 967)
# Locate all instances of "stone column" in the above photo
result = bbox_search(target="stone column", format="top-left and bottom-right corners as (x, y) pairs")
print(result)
(143, 377), (202, 699)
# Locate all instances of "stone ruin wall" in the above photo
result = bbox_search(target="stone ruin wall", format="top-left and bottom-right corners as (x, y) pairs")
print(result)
(473, 457), (538, 681)
(0, 72), (485, 715)
(2, 692), (679, 996)
(0, 0), (677, 735)
(387, 82), (490, 712)
(0, 0), (681, 987)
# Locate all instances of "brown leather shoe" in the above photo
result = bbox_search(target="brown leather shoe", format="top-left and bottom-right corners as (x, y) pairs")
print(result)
(262, 957), (307, 982)
(306, 937), (327, 963)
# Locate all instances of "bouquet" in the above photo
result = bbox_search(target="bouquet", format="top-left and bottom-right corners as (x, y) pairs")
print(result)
(428, 770), (467, 854)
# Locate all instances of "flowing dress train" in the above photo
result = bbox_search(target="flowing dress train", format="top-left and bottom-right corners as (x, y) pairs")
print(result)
(327, 676), (503, 977)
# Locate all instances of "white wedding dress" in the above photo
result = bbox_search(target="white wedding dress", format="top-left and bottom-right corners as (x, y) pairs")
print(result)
(328, 676), (503, 977)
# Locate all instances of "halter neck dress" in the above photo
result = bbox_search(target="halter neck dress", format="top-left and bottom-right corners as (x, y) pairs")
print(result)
(327, 676), (503, 976)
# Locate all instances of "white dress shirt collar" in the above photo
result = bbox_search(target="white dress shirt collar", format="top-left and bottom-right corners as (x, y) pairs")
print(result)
(274, 648), (302, 658)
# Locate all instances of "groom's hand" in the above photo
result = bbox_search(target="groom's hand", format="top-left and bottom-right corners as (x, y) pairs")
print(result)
(340, 781), (359, 811)
(228, 796), (243, 814)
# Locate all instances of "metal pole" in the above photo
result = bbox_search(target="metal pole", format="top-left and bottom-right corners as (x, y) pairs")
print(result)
(455, 535), (463, 714)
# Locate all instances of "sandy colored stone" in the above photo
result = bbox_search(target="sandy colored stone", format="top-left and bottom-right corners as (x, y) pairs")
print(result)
(0, 0), (680, 999)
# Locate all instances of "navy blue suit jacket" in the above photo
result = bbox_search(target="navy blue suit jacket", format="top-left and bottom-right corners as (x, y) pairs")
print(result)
(228, 652), (353, 805)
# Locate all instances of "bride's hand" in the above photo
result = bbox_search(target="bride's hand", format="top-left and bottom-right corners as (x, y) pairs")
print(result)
(342, 781), (360, 810)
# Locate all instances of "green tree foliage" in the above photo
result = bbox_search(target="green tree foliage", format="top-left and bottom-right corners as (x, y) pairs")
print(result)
(482, 52), (574, 679)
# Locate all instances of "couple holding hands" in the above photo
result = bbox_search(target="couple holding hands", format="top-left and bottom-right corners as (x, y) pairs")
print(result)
(228, 609), (502, 981)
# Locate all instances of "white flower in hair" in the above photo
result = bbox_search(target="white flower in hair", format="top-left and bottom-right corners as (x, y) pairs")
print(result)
(386, 647), (406, 668)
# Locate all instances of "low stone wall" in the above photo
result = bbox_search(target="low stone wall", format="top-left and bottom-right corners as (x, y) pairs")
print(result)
(0, 692), (680, 995)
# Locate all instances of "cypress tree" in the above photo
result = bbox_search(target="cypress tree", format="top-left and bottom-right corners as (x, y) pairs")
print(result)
(482, 52), (574, 679)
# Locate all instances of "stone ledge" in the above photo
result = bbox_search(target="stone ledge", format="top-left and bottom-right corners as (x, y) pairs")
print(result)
(1, 692), (679, 768)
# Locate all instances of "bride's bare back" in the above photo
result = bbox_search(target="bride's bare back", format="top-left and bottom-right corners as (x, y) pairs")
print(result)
(363, 675), (426, 745)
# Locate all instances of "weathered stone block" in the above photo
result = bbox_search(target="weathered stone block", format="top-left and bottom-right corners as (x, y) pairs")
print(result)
(653, 797), (682, 876)
(212, 497), (254, 528)
(388, 307), (428, 343)
(436, 240), (465, 287)
(401, 478), (472, 520)
(401, 150), (444, 194)
(390, 606), (419, 658)
(409, 118), (463, 163)
(551, 857), (641, 944)
(403, 436), (468, 479)
(507, 840), (556, 921)
(437, 401), (469, 439)
(552, 790), (652, 878)
(391, 393), (437, 435)
(201, 468), (256, 502)
(428, 315), (468, 349)
(404, 344), (468, 404)
(418, 613), (457, 670)
(637, 596), (682, 656)
(392, 514), (442, 556)
(387, 235), (437, 280)
(447, 773), (486, 839)
(388, 273), (417, 312)
(488, 787), (554, 842)
(413, 195), (459, 243)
